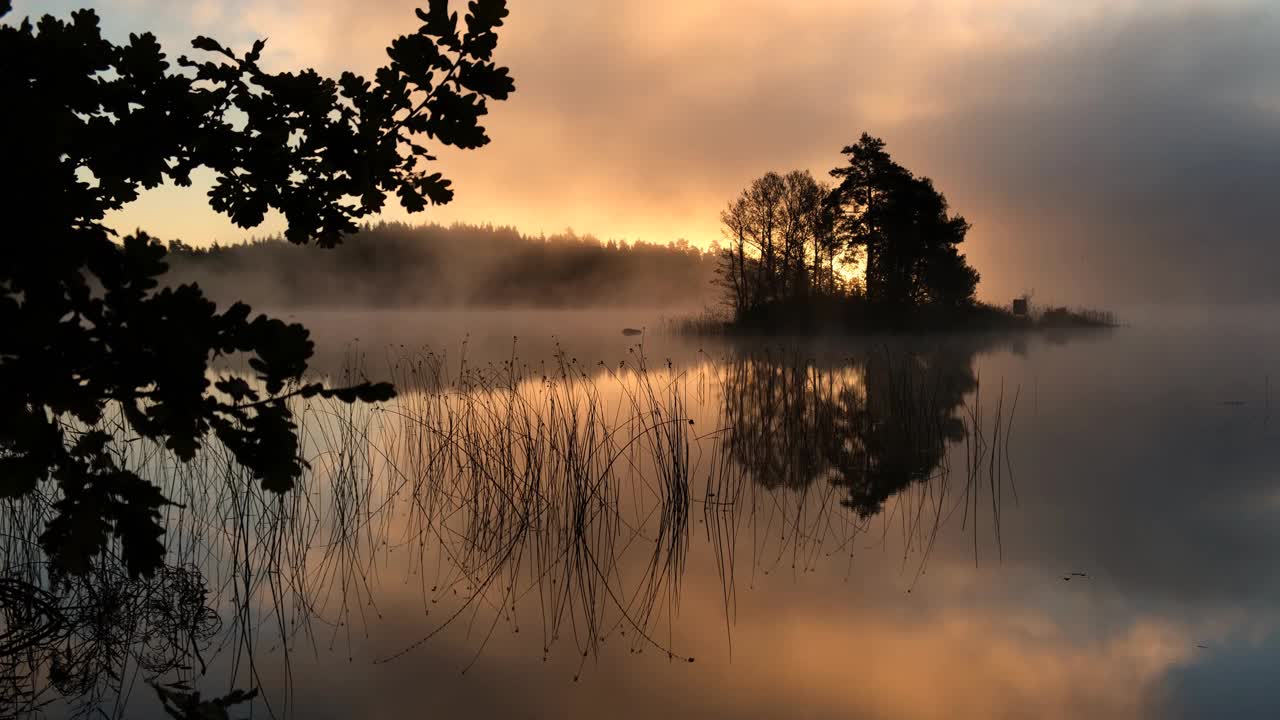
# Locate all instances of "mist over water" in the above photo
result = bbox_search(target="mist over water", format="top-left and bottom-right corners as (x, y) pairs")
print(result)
(163, 224), (721, 312)
(307, 307), (1280, 719)
(16, 0), (1280, 716)
(40, 305), (1280, 719)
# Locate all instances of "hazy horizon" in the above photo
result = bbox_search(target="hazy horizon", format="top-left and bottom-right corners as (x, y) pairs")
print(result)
(15, 2), (1280, 718)
(17, 0), (1280, 307)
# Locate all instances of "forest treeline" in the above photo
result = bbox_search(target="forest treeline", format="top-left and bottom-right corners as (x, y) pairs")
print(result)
(165, 223), (720, 308)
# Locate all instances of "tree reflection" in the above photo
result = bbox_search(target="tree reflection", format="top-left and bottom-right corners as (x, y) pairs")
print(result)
(721, 344), (979, 516)
(1, 339), (1018, 718)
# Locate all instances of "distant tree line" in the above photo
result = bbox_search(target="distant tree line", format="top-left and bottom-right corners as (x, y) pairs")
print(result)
(716, 133), (980, 328)
(165, 222), (720, 308)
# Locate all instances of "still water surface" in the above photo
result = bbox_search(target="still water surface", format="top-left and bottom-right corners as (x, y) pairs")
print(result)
(16, 309), (1280, 719)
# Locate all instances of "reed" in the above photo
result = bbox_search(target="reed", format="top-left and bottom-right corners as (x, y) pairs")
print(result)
(1, 342), (1015, 717)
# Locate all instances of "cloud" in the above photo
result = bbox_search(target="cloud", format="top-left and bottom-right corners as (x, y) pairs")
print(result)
(901, 2), (1280, 303)
(14, 0), (1280, 303)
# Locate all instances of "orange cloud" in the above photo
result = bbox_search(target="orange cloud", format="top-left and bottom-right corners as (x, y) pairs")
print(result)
(31, 0), (1280, 303)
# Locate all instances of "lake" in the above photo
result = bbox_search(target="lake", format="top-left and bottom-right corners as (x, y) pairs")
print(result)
(6, 308), (1280, 719)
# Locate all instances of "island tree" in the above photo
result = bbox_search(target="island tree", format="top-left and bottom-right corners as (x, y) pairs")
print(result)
(716, 134), (978, 327)
(716, 170), (839, 318)
(828, 133), (979, 311)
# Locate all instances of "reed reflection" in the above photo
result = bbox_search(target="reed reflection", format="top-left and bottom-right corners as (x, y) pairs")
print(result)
(1, 340), (1017, 718)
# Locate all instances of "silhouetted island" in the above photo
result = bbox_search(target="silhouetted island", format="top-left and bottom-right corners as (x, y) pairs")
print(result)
(673, 133), (1114, 335)
(162, 133), (1113, 334)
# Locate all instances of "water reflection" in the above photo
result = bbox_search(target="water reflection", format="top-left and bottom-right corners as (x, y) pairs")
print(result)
(722, 345), (980, 516)
(5, 337), (1013, 716)
(0, 561), (220, 717)
(16, 324), (1231, 720)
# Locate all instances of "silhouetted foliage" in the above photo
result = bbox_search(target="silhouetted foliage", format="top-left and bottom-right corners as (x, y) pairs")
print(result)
(1, 561), (222, 717)
(0, 0), (513, 577)
(716, 171), (841, 318)
(163, 223), (720, 308)
(828, 133), (979, 310)
(152, 683), (258, 720)
(714, 133), (981, 330)
(1038, 306), (1118, 328)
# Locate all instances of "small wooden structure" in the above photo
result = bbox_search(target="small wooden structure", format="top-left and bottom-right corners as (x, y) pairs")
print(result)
(1012, 297), (1029, 317)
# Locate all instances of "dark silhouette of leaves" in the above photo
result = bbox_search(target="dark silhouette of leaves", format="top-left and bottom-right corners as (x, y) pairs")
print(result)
(828, 133), (979, 310)
(153, 682), (258, 720)
(716, 133), (981, 329)
(0, 2), (513, 576)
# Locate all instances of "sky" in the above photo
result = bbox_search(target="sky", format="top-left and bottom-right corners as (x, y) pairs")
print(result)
(15, 0), (1280, 304)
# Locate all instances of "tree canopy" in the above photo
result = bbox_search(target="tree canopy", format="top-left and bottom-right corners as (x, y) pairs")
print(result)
(829, 133), (979, 310)
(716, 170), (839, 318)
(0, 0), (514, 577)
(716, 133), (980, 327)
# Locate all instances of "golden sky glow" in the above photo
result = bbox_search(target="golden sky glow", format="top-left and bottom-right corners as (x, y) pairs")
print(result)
(20, 0), (1280, 303)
